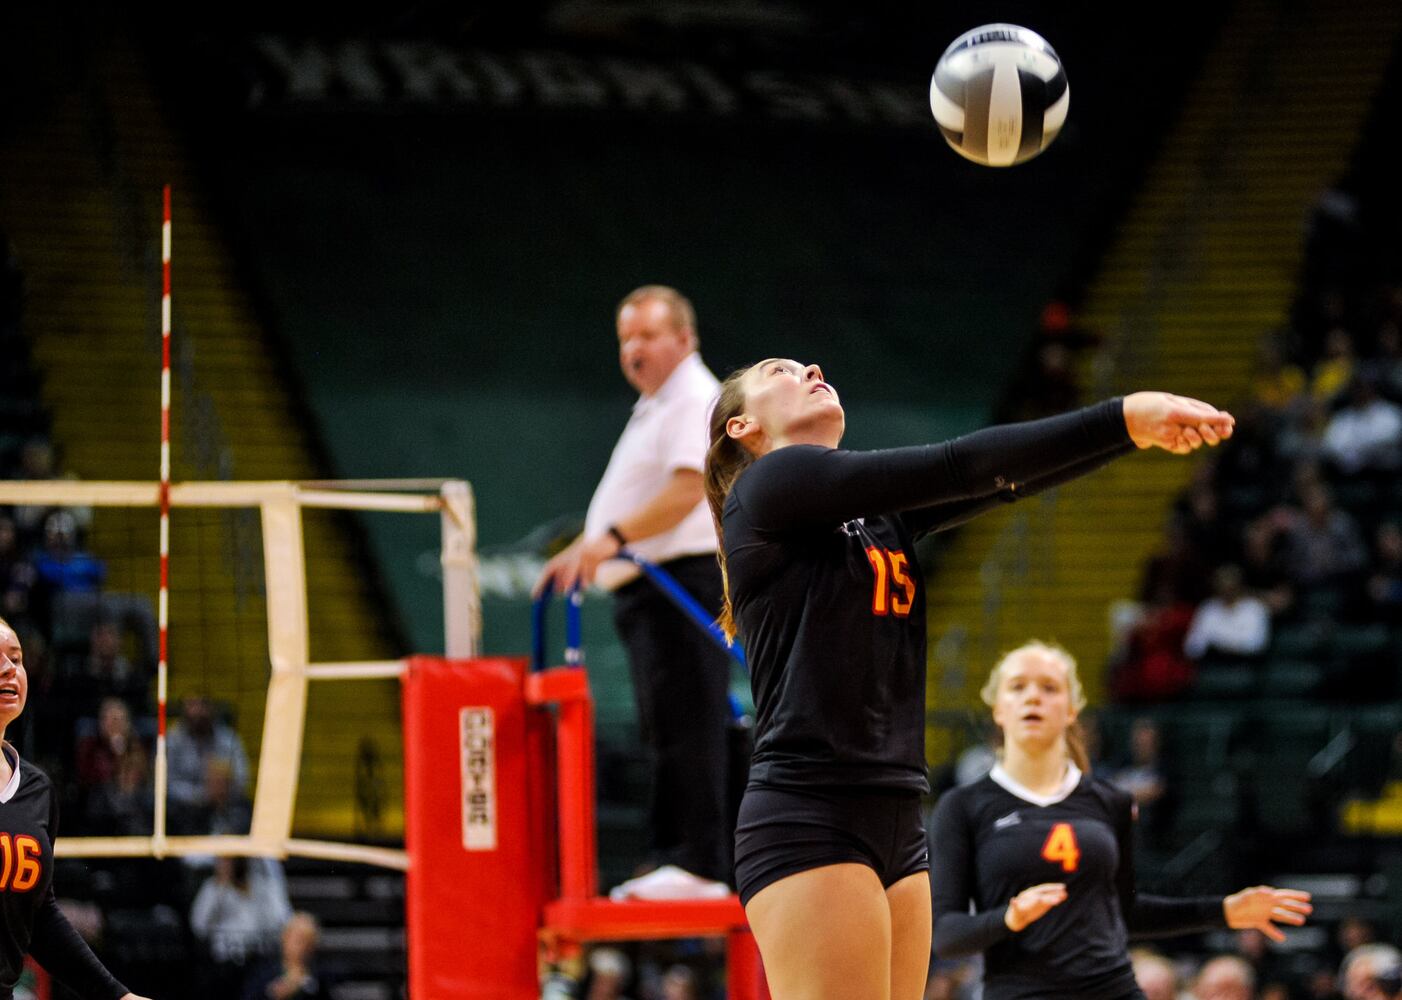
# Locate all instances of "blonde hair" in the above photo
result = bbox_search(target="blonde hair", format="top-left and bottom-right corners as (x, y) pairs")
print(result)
(703, 365), (758, 641)
(981, 641), (1091, 772)
(617, 285), (698, 344)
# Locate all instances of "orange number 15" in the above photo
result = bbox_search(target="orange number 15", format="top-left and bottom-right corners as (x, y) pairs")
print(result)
(865, 547), (915, 617)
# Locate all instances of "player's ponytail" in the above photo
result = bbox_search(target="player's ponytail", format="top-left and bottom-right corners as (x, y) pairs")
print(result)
(1065, 720), (1091, 773)
(704, 365), (756, 642)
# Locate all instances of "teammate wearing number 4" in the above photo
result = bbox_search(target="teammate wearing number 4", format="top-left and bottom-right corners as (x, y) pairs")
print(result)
(930, 642), (1313, 1000)
(0, 619), (154, 1000)
(702, 357), (1239, 1000)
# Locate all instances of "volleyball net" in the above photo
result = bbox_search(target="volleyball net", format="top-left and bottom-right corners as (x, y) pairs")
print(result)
(0, 477), (478, 871)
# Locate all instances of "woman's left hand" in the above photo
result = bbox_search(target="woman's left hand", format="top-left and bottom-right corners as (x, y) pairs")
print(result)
(120, 993), (155, 1000)
(1123, 392), (1235, 454)
(1223, 885), (1313, 942)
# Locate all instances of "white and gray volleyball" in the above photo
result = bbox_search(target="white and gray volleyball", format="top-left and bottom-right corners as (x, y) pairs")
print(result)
(930, 24), (1069, 167)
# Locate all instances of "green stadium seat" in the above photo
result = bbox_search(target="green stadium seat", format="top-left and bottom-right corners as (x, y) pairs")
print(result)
(1299, 586), (1347, 620)
(1261, 658), (1326, 698)
(1332, 479), (1379, 516)
(1331, 623), (1391, 661)
(1270, 623), (1328, 660)
(1190, 662), (1256, 700)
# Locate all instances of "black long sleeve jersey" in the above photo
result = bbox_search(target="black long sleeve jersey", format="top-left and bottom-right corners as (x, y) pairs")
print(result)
(930, 770), (1226, 1000)
(722, 399), (1135, 793)
(0, 749), (127, 1000)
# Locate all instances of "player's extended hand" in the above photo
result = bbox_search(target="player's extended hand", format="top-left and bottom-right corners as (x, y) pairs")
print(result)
(120, 993), (156, 1000)
(1123, 392), (1235, 455)
(1223, 886), (1313, 942)
(531, 534), (621, 598)
(1004, 882), (1068, 932)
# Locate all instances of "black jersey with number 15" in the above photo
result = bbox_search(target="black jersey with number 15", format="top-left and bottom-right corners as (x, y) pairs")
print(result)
(721, 400), (1136, 794)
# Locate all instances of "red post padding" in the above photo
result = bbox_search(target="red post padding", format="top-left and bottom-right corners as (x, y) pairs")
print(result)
(403, 656), (769, 999)
(403, 656), (550, 1000)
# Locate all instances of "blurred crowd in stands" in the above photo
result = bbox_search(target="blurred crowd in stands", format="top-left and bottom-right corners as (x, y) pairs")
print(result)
(1109, 185), (1402, 706)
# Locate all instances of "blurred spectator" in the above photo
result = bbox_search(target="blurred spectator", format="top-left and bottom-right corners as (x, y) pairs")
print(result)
(190, 856), (293, 1000)
(241, 911), (330, 1000)
(1184, 564), (1271, 661)
(1131, 949), (1178, 1000)
(1241, 517), (1296, 617)
(64, 617), (149, 719)
(31, 509), (104, 598)
(1365, 523), (1402, 622)
(1277, 397), (1331, 472)
(1036, 299), (1103, 351)
(995, 300), (1101, 423)
(660, 965), (698, 1000)
(10, 440), (57, 542)
(203, 758), (253, 837)
(10, 440), (92, 543)
(1002, 340), (1080, 420)
(1277, 486), (1369, 589)
(1235, 929), (1291, 997)
(1179, 481), (1236, 565)
(1321, 372), (1402, 475)
(1194, 954), (1256, 1000)
(75, 697), (144, 789)
(1109, 582), (1197, 702)
(1109, 718), (1167, 807)
(85, 741), (154, 836)
(1306, 963), (1343, 1000)
(167, 695), (250, 833)
(923, 959), (980, 1000)
(1109, 718), (1170, 846)
(1340, 943), (1402, 1000)
(1140, 516), (1214, 607)
(1374, 322), (1402, 400)
(1312, 327), (1358, 403)
(0, 515), (36, 629)
(1338, 918), (1378, 958)
(1216, 406), (1291, 499)
(1251, 336), (1308, 412)
(1301, 187), (1365, 295)
(582, 947), (633, 1000)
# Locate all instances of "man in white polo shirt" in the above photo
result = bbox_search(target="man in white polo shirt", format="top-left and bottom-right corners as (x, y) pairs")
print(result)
(535, 285), (733, 896)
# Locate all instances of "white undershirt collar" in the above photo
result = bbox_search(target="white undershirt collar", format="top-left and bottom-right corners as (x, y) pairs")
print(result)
(0, 743), (21, 803)
(989, 760), (1082, 807)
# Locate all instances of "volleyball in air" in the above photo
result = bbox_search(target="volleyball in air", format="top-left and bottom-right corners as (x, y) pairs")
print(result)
(929, 23), (1069, 167)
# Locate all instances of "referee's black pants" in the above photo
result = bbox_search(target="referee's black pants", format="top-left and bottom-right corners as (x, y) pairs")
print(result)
(612, 554), (734, 884)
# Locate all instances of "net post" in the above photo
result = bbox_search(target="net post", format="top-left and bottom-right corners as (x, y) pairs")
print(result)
(440, 479), (480, 657)
(249, 487), (310, 853)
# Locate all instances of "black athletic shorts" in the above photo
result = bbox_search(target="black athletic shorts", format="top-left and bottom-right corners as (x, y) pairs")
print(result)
(733, 782), (929, 906)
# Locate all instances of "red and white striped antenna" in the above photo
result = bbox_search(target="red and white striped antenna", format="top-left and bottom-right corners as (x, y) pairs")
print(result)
(154, 184), (172, 855)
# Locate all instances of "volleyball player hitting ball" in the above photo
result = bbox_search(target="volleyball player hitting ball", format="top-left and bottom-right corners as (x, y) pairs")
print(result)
(0, 619), (154, 1000)
(931, 642), (1312, 999)
(703, 361), (1235, 1000)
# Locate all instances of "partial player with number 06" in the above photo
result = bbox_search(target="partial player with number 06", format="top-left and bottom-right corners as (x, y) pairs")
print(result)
(0, 620), (154, 1000)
